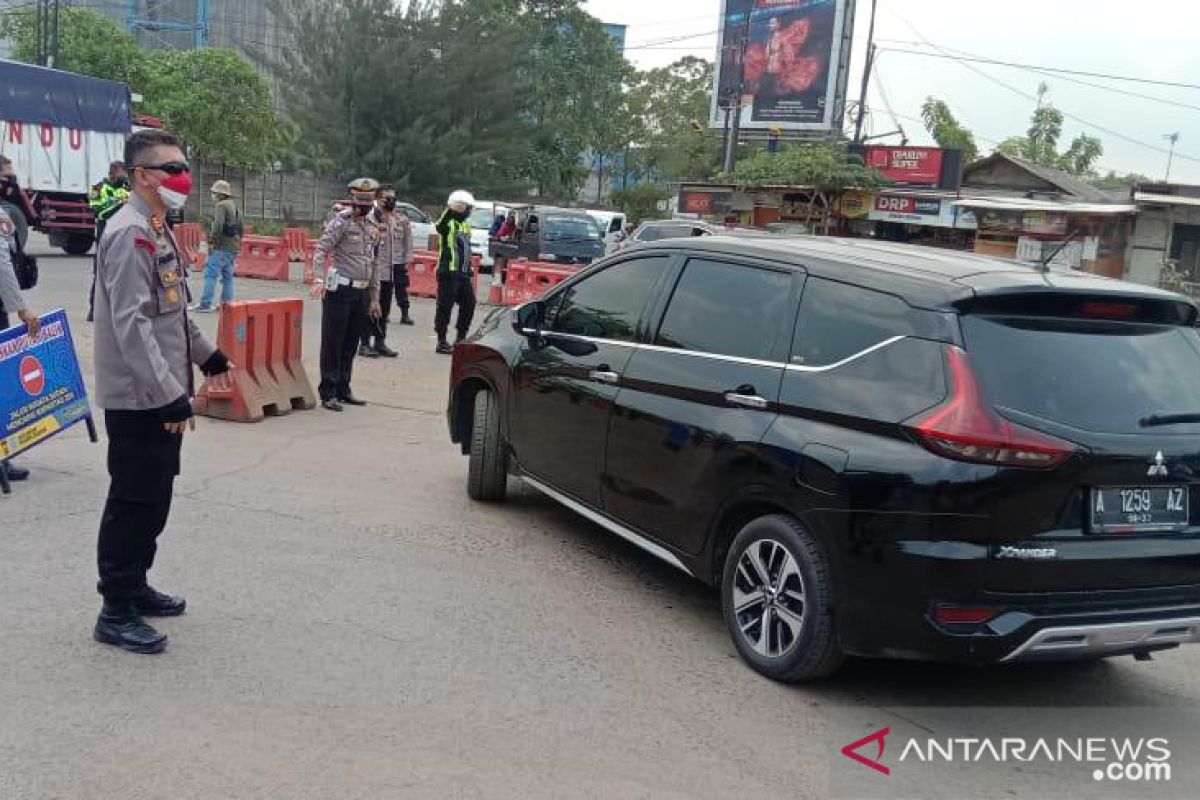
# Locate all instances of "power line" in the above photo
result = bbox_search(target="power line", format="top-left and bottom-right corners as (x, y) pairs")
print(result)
(879, 46), (1200, 93)
(876, 39), (1200, 114)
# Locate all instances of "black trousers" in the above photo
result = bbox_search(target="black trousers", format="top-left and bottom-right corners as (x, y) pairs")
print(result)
(362, 281), (392, 347)
(88, 222), (105, 321)
(393, 264), (411, 313)
(434, 273), (476, 342)
(97, 410), (182, 606)
(320, 285), (367, 401)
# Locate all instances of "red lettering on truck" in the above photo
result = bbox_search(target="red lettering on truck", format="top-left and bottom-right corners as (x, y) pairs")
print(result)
(39, 124), (53, 148)
(69, 129), (83, 150)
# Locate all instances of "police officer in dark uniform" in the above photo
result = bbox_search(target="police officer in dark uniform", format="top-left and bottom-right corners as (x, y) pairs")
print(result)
(434, 189), (477, 355)
(91, 129), (234, 654)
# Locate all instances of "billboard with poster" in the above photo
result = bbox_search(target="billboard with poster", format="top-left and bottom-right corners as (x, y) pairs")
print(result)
(710, 0), (855, 135)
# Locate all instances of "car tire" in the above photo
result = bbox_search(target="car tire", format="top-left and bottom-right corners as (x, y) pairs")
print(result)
(721, 514), (844, 682)
(62, 233), (94, 256)
(467, 388), (508, 503)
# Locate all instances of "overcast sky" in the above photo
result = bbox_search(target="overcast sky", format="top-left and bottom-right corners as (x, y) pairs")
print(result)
(583, 0), (1200, 183)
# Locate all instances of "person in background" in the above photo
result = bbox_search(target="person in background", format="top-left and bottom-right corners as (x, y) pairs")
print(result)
(191, 180), (241, 313)
(434, 190), (477, 355)
(0, 204), (40, 483)
(488, 212), (505, 238)
(310, 178), (382, 411)
(0, 155), (35, 229)
(360, 185), (410, 357)
(606, 221), (634, 255)
(91, 129), (234, 654)
(87, 161), (130, 322)
(496, 210), (519, 241)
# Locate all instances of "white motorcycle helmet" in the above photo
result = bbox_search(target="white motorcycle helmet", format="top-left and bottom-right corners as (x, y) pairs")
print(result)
(448, 189), (476, 210)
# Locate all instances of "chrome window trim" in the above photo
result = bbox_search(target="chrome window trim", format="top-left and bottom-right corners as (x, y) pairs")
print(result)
(529, 331), (910, 374)
(522, 475), (692, 576)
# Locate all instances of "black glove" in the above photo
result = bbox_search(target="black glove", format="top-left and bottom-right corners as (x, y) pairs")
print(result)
(200, 350), (231, 376)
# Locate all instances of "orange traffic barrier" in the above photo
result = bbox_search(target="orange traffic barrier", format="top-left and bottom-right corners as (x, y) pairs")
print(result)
(194, 299), (317, 423)
(284, 227), (310, 262)
(172, 222), (205, 269)
(502, 260), (575, 305)
(234, 235), (289, 281)
(408, 251), (440, 299)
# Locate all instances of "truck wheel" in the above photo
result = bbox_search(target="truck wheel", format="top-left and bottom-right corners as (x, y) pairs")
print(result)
(721, 514), (844, 682)
(63, 233), (94, 256)
(468, 388), (508, 503)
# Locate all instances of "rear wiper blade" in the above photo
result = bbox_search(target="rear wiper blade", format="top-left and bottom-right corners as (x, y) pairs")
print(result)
(1141, 413), (1200, 427)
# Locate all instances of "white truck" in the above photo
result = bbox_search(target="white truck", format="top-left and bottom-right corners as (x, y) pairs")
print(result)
(0, 59), (132, 254)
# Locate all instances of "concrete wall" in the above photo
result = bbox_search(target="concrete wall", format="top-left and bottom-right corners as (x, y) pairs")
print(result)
(187, 164), (349, 225)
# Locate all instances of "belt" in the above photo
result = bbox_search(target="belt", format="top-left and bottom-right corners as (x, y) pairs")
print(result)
(335, 275), (369, 289)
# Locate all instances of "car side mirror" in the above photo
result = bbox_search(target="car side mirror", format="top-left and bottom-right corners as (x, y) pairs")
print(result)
(514, 301), (545, 336)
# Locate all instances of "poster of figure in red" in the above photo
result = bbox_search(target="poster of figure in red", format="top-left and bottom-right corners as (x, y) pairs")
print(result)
(711, 0), (854, 134)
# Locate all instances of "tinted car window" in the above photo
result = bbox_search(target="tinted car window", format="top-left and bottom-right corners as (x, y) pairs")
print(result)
(400, 205), (430, 223)
(656, 259), (793, 361)
(965, 317), (1200, 434)
(544, 215), (601, 240)
(550, 256), (670, 341)
(637, 224), (691, 243)
(793, 278), (915, 367)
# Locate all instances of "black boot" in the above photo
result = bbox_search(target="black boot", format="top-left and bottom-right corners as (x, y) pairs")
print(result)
(374, 336), (399, 358)
(436, 339), (454, 355)
(400, 311), (414, 326)
(94, 606), (168, 654)
(133, 586), (187, 617)
(359, 342), (379, 358)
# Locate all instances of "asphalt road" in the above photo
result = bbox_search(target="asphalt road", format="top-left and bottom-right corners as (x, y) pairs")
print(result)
(2, 237), (1199, 799)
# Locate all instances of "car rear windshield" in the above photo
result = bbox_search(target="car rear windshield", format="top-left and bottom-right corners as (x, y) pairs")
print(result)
(963, 315), (1200, 434)
(544, 216), (600, 240)
(638, 224), (690, 242)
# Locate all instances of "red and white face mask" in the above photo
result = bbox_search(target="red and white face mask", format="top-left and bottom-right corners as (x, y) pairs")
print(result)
(157, 171), (193, 211)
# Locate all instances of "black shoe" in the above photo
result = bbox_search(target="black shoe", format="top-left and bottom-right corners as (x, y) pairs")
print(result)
(374, 342), (399, 358)
(436, 341), (454, 355)
(94, 609), (168, 654)
(322, 399), (344, 412)
(400, 315), (415, 326)
(358, 344), (379, 358)
(454, 334), (467, 345)
(339, 394), (368, 406)
(133, 587), (186, 617)
(2, 460), (29, 481)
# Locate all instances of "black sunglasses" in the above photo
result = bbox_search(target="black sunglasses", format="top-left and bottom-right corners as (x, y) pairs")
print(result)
(134, 161), (190, 175)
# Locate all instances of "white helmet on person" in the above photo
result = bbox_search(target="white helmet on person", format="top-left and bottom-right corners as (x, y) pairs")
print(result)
(448, 190), (476, 209)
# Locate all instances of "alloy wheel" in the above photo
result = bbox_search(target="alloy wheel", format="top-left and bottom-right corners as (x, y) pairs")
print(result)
(732, 538), (807, 658)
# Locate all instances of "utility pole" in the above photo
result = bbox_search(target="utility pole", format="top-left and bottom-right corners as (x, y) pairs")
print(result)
(1165, 132), (1181, 182)
(49, 0), (60, 68)
(853, 0), (879, 142)
(722, 6), (753, 174)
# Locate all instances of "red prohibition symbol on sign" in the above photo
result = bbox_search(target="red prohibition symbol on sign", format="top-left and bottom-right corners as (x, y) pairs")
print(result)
(19, 355), (45, 396)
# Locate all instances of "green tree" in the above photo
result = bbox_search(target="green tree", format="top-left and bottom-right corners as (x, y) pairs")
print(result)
(1090, 170), (1151, 191)
(142, 48), (283, 171)
(723, 144), (885, 232)
(0, 7), (148, 87)
(628, 56), (720, 182)
(919, 97), (978, 162)
(609, 183), (668, 222)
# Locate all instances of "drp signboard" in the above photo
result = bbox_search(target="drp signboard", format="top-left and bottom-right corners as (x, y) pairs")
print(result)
(0, 310), (94, 491)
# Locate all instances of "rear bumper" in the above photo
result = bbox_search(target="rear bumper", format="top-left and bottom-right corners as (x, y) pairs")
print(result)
(999, 610), (1200, 662)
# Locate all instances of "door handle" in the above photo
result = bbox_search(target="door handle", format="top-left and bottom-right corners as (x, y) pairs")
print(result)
(590, 370), (620, 385)
(724, 392), (769, 409)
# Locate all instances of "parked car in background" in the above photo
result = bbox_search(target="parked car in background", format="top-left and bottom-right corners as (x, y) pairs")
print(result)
(448, 235), (1200, 681)
(585, 209), (627, 240)
(398, 201), (436, 251)
(489, 205), (605, 266)
(468, 200), (512, 270)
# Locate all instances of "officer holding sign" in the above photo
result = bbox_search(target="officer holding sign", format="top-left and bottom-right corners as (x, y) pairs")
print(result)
(91, 129), (235, 655)
(0, 205), (40, 483)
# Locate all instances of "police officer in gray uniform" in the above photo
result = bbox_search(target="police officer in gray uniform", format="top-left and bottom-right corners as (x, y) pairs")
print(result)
(310, 178), (383, 411)
(0, 205), (40, 482)
(92, 129), (234, 654)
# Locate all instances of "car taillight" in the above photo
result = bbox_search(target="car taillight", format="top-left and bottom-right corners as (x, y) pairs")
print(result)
(932, 605), (999, 625)
(907, 347), (1077, 469)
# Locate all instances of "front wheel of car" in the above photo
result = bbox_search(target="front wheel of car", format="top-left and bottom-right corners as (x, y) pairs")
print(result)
(721, 514), (844, 682)
(467, 388), (508, 503)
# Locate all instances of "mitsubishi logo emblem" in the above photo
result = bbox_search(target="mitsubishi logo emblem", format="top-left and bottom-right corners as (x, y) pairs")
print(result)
(1148, 451), (1169, 478)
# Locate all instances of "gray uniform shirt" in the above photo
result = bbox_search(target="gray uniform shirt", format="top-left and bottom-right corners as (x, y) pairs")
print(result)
(371, 206), (413, 271)
(0, 207), (26, 315)
(93, 194), (217, 411)
(313, 210), (382, 300)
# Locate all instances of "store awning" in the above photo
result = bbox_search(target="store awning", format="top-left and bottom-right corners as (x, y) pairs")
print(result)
(1134, 192), (1200, 208)
(952, 197), (1135, 215)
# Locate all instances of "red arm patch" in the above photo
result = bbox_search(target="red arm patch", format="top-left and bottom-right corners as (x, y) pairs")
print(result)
(133, 236), (157, 256)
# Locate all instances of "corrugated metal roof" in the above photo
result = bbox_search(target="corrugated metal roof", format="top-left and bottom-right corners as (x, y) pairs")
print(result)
(952, 197), (1135, 214)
